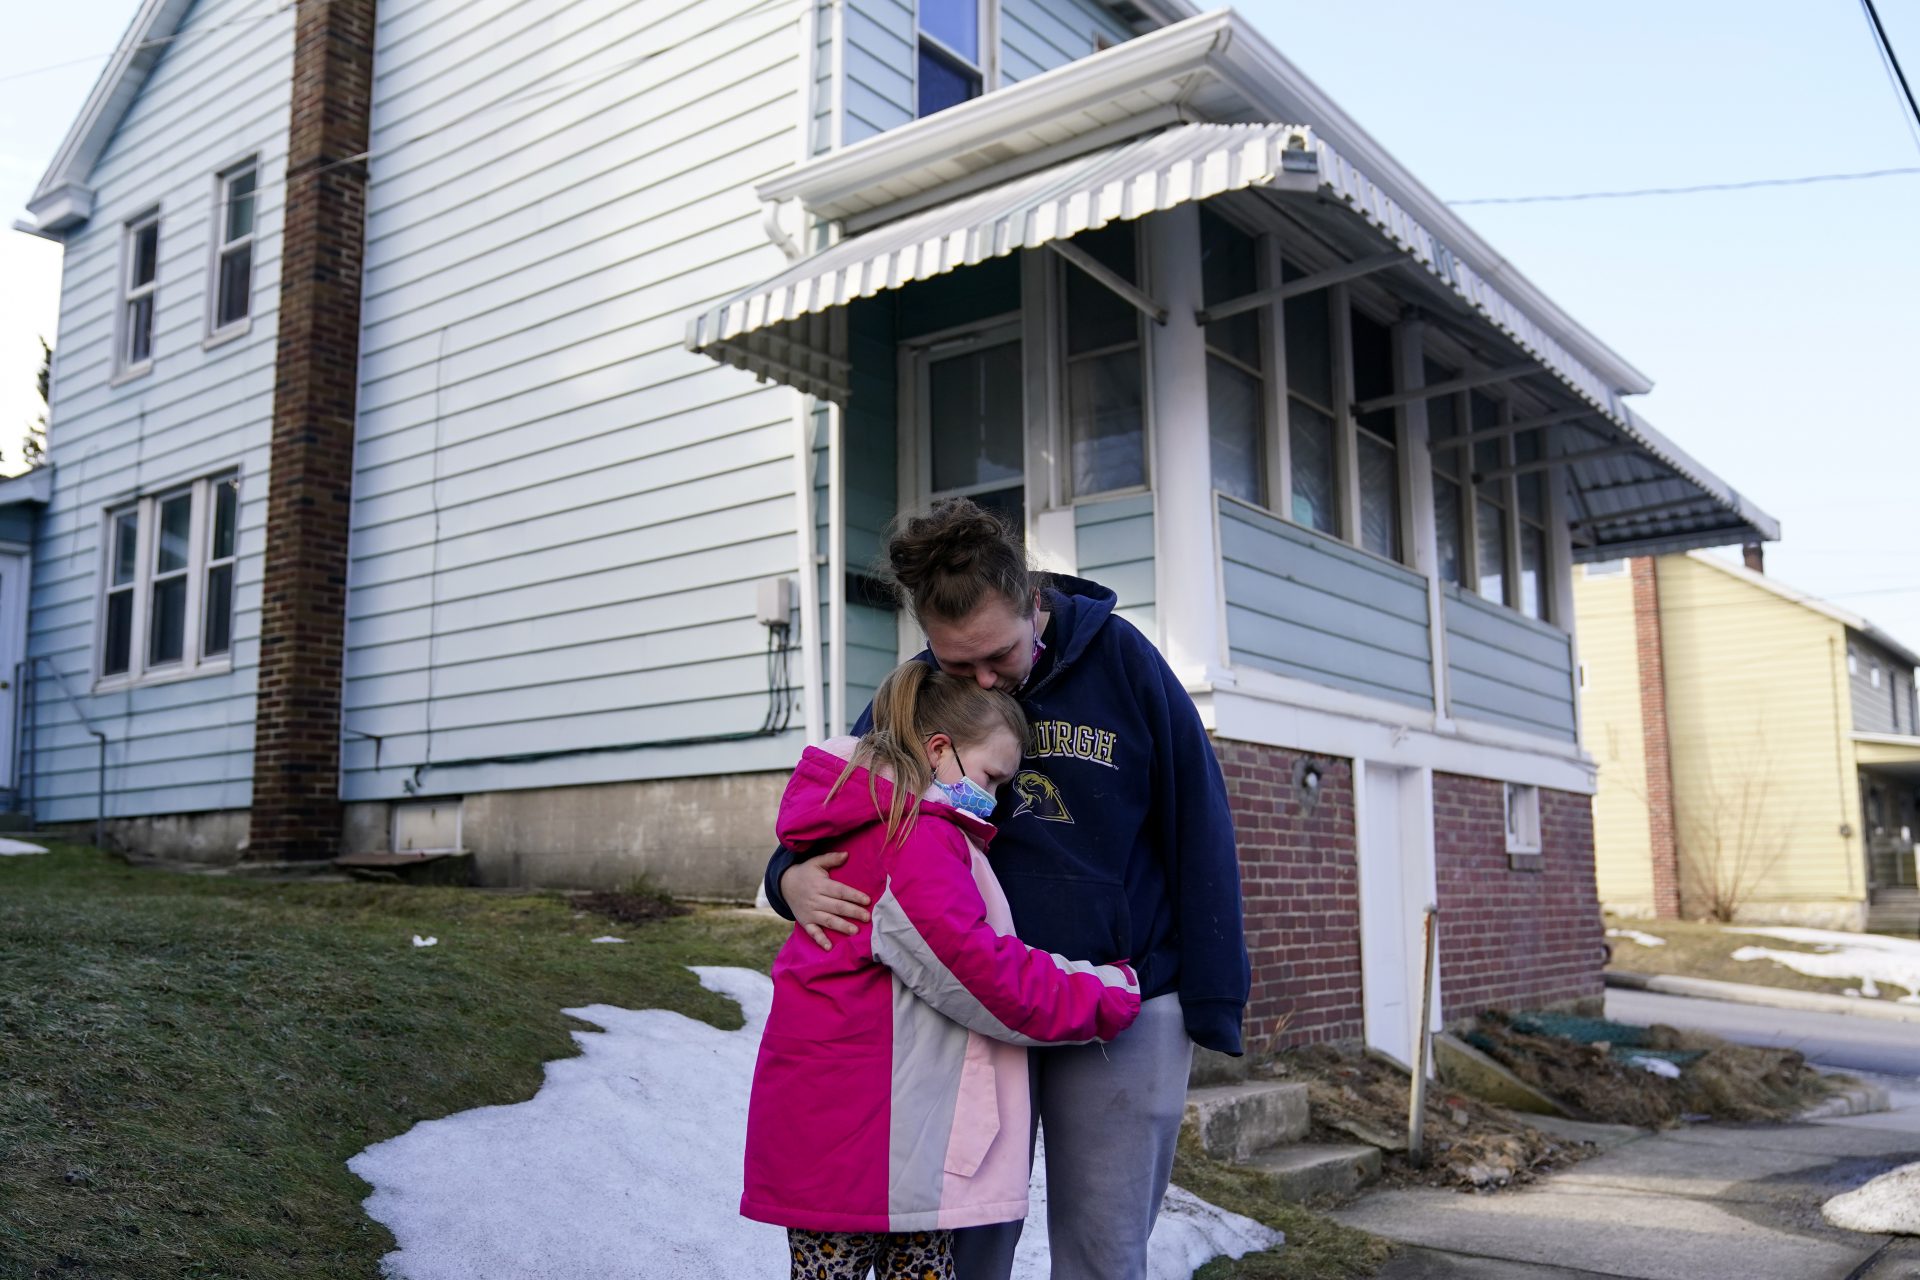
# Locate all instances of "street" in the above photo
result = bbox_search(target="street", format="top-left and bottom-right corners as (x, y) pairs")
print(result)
(1334, 992), (1920, 1279)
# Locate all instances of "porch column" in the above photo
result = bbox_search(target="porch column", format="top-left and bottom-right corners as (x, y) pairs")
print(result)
(1144, 204), (1228, 686)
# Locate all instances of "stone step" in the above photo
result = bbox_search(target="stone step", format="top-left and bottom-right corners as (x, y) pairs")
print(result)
(1243, 1142), (1382, 1202)
(1183, 1081), (1309, 1162)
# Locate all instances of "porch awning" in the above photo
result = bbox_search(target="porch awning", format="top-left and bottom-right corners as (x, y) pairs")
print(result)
(686, 120), (1777, 555)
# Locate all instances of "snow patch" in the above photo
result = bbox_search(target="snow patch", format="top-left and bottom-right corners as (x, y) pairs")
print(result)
(1727, 927), (1920, 1001)
(349, 967), (1280, 1279)
(0, 838), (47, 856)
(1823, 1160), (1920, 1235)
(1606, 928), (1666, 948)
(411, 935), (437, 948)
(589, 936), (626, 944)
(1627, 1056), (1682, 1079)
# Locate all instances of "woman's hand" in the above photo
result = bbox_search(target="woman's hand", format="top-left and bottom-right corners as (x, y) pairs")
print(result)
(781, 852), (872, 950)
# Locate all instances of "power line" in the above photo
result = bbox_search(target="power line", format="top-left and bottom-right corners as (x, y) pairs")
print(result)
(1450, 166), (1920, 206)
(0, 3), (292, 87)
(1859, 0), (1920, 153)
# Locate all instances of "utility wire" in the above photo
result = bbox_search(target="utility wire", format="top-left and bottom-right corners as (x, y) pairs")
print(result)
(0, 3), (292, 86)
(1859, 0), (1920, 152)
(1451, 166), (1920, 205)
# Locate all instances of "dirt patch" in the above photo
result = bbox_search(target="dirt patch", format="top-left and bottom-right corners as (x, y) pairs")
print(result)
(1254, 1048), (1595, 1194)
(573, 888), (692, 927)
(1465, 1011), (1837, 1128)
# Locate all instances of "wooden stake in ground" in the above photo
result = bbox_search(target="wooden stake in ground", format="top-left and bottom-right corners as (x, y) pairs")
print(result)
(1407, 904), (1439, 1167)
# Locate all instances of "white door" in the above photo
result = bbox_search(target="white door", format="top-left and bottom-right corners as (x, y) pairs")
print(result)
(1357, 763), (1438, 1070)
(0, 550), (27, 792)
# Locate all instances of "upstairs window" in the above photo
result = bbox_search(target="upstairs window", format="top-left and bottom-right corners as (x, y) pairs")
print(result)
(1349, 311), (1399, 560)
(1062, 221), (1145, 496)
(211, 162), (257, 333)
(1470, 392), (1510, 607)
(98, 474), (241, 686)
(1282, 263), (1338, 536)
(918, 0), (983, 117)
(1427, 361), (1467, 587)
(119, 211), (160, 375)
(1514, 430), (1550, 620)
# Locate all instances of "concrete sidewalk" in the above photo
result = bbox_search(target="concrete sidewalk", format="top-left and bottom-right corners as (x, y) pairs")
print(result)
(1333, 1076), (1920, 1279)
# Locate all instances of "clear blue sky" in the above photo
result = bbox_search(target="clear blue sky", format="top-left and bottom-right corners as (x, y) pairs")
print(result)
(4, 1), (1919, 638)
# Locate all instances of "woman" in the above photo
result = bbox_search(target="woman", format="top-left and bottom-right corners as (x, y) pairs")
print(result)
(764, 498), (1249, 1280)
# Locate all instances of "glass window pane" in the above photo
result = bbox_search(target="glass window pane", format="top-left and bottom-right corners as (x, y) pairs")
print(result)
(127, 296), (154, 365)
(1520, 524), (1547, 620)
(212, 477), (239, 561)
(216, 243), (252, 327)
(1067, 347), (1144, 494)
(1434, 476), (1464, 585)
(1282, 273), (1333, 410)
(1357, 432), (1398, 559)
(225, 169), (256, 242)
(1428, 387), (1460, 479)
(1349, 312), (1394, 404)
(919, 0), (977, 64)
(1514, 431), (1544, 520)
(156, 494), (192, 574)
(149, 576), (187, 665)
(1470, 391), (1500, 433)
(1288, 399), (1338, 534)
(917, 44), (979, 117)
(1207, 355), (1263, 506)
(929, 340), (1023, 494)
(132, 222), (158, 287)
(1063, 223), (1139, 356)
(1476, 497), (1508, 606)
(104, 591), (133, 676)
(203, 563), (235, 657)
(1199, 209), (1260, 366)
(112, 513), (139, 586)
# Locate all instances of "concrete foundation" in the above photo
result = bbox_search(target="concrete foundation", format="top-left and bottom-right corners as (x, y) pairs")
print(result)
(42, 810), (254, 864)
(342, 771), (786, 901)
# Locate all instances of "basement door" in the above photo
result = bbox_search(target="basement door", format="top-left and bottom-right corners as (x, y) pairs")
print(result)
(1356, 763), (1439, 1070)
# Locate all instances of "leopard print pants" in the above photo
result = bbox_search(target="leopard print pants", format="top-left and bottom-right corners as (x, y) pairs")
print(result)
(786, 1227), (955, 1279)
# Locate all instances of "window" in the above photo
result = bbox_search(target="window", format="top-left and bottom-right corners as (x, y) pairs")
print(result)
(1282, 262), (1338, 535)
(119, 211), (160, 374)
(1872, 663), (1883, 690)
(1427, 362), (1468, 587)
(1584, 560), (1626, 577)
(211, 162), (257, 333)
(98, 474), (240, 685)
(1062, 222), (1146, 496)
(1200, 209), (1264, 506)
(1350, 311), (1398, 560)
(1849, 648), (1859, 676)
(1505, 782), (1542, 856)
(1514, 430), (1550, 620)
(1470, 393), (1509, 607)
(917, 0), (982, 117)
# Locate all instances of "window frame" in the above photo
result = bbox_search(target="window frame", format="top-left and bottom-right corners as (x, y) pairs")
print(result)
(206, 158), (259, 344)
(1504, 781), (1543, 858)
(914, 0), (993, 118)
(94, 473), (241, 690)
(1198, 205), (1271, 509)
(115, 208), (161, 382)
(1058, 222), (1152, 501)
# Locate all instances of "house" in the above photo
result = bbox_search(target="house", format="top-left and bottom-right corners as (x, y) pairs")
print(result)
(14, 0), (1779, 1059)
(1575, 550), (1920, 937)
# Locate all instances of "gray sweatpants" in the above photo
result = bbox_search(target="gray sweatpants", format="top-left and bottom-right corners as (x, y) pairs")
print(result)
(952, 993), (1193, 1280)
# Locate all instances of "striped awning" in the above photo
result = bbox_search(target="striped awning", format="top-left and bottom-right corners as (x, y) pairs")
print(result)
(686, 120), (1776, 552)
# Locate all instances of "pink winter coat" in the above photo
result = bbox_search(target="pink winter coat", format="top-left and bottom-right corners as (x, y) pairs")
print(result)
(741, 740), (1141, 1234)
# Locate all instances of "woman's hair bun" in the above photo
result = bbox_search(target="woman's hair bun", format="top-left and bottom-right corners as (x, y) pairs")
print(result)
(884, 499), (1036, 625)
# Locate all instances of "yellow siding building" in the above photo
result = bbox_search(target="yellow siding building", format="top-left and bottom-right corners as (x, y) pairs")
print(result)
(1575, 552), (1920, 934)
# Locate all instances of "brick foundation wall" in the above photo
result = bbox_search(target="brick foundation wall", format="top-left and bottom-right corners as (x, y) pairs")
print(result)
(1631, 556), (1682, 918)
(250, 0), (378, 860)
(1214, 739), (1363, 1050)
(1433, 774), (1604, 1022)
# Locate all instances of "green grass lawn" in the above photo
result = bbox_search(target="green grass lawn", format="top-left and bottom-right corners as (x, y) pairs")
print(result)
(1, 845), (1390, 1280)
(0, 844), (788, 1279)
(1603, 914), (1869, 998)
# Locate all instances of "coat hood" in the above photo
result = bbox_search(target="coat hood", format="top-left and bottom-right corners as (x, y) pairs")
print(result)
(1029, 575), (1117, 697)
(776, 740), (998, 853)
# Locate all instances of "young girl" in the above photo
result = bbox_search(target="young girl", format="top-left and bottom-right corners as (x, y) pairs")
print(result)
(742, 660), (1141, 1279)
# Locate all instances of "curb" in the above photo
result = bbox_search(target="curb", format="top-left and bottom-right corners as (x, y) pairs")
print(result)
(1798, 1077), (1892, 1120)
(1606, 970), (1920, 1026)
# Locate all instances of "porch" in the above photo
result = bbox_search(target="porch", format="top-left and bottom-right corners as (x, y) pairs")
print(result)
(1855, 738), (1920, 934)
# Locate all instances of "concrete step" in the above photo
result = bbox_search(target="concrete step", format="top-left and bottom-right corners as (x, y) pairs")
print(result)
(1243, 1142), (1382, 1202)
(1183, 1081), (1309, 1162)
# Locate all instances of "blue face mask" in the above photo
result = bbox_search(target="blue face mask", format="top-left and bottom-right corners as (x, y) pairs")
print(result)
(934, 744), (1000, 820)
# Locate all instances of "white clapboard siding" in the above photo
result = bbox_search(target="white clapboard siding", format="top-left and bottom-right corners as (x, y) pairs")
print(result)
(342, 0), (813, 802)
(1000, 0), (1132, 86)
(26, 0), (294, 824)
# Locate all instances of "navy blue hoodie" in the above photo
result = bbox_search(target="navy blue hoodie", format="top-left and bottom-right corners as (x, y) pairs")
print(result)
(765, 576), (1250, 1056)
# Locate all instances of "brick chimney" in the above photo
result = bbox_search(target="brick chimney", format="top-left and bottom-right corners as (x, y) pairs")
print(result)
(1631, 556), (1682, 918)
(249, 0), (377, 860)
(1743, 542), (1765, 575)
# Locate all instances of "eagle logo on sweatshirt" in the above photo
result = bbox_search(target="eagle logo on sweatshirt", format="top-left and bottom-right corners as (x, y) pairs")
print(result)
(1012, 771), (1074, 824)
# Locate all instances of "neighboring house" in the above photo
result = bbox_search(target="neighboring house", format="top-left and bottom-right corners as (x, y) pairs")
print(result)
(15, 0), (1779, 1058)
(1575, 550), (1920, 936)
